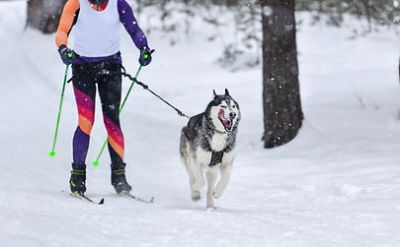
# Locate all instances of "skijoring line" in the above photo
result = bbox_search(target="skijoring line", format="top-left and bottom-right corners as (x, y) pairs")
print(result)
(118, 67), (191, 120)
(66, 67), (191, 119)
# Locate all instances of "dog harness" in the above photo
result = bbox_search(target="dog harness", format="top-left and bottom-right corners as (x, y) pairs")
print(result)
(200, 138), (226, 167)
(210, 151), (224, 167)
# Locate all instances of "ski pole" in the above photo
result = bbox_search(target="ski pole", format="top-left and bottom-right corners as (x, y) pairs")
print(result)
(92, 65), (143, 167)
(49, 65), (70, 157)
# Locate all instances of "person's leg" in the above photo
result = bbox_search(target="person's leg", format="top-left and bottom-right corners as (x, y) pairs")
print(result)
(97, 62), (131, 193)
(70, 63), (96, 193)
(97, 63), (124, 164)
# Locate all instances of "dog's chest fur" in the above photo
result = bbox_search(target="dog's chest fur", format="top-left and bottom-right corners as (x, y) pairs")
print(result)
(196, 119), (236, 167)
(196, 133), (231, 167)
(208, 132), (227, 151)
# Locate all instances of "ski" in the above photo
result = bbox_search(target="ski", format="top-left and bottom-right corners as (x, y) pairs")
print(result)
(71, 192), (105, 205)
(118, 192), (154, 204)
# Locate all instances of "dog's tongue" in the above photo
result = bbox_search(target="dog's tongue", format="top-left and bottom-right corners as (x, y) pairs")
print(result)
(224, 120), (232, 129)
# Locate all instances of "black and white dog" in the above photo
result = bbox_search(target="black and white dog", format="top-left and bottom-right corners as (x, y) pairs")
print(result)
(180, 89), (240, 209)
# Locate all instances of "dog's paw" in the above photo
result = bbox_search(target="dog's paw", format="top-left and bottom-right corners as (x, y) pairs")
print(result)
(191, 191), (201, 202)
(212, 188), (223, 199)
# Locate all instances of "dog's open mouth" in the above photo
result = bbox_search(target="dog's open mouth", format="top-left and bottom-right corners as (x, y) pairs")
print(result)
(221, 119), (233, 131)
(218, 110), (234, 132)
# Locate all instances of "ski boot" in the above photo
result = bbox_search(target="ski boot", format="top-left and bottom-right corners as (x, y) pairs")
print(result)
(111, 163), (132, 194)
(70, 164), (86, 195)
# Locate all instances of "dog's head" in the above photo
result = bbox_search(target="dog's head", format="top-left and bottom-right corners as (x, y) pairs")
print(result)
(206, 89), (240, 133)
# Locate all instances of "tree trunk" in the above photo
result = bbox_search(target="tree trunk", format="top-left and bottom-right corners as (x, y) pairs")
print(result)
(26, 0), (42, 30)
(26, 0), (66, 34)
(261, 0), (303, 148)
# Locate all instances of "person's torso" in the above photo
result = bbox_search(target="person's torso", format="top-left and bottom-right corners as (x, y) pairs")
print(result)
(72, 0), (120, 57)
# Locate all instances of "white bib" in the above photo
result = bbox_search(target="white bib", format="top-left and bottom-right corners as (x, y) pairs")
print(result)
(72, 0), (120, 57)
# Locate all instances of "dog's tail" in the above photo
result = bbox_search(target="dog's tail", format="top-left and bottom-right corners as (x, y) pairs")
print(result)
(179, 127), (190, 166)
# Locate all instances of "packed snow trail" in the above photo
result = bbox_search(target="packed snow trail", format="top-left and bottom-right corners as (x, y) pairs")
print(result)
(1, 1), (400, 247)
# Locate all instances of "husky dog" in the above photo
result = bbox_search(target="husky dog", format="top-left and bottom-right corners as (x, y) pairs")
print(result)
(180, 89), (240, 209)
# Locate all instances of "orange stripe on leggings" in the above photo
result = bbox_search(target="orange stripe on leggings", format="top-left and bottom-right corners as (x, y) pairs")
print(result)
(78, 115), (94, 135)
(108, 136), (124, 159)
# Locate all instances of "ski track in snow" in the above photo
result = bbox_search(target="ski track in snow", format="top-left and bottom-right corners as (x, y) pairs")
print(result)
(1, 1), (400, 247)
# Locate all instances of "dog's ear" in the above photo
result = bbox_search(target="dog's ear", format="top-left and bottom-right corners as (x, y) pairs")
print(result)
(225, 89), (230, 96)
(213, 90), (217, 98)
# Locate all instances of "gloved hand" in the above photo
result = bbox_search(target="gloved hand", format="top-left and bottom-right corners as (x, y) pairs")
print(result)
(58, 45), (75, 65)
(139, 46), (154, 66)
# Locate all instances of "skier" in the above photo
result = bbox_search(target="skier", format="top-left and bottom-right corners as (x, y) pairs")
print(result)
(55, 0), (152, 195)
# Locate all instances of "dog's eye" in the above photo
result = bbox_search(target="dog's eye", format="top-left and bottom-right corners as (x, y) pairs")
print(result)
(221, 105), (227, 109)
(232, 105), (236, 108)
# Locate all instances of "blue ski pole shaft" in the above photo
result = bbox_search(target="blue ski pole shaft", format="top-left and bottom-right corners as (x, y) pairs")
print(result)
(49, 65), (69, 157)
(92, 65), (143, 167)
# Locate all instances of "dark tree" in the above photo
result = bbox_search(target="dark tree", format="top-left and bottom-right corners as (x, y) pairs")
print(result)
(26, 0), (66, 34)
(261, 0), (303, 148)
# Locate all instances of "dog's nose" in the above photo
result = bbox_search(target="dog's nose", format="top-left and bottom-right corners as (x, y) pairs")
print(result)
(229, 112), (236, 119)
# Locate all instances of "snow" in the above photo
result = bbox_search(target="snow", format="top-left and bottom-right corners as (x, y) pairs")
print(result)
(1, 1), (400, 246)
(262, 6), (273, 17)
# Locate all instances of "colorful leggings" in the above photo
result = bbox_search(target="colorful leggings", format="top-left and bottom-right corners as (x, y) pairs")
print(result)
(71, 61), (124, 166)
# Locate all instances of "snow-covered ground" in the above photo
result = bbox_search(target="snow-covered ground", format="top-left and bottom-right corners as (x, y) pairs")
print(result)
(1, 1), (400, 246)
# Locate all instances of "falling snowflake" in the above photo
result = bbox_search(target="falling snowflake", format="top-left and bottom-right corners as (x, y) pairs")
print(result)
(262, 6), (273, 17)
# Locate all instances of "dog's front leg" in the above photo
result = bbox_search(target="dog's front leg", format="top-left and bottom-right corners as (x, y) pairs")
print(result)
(206, 169), (218, 208)
(213, 163), (232, 199)
(189, 162), (204, 201)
